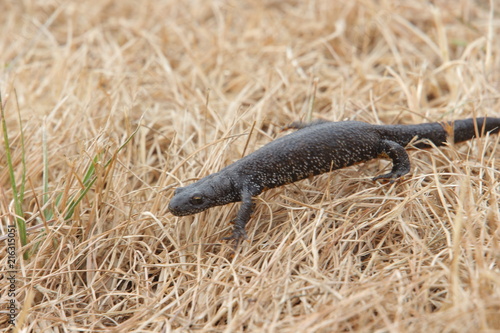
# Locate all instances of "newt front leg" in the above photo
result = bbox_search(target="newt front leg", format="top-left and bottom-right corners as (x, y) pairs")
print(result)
(223, 190), (254, 248)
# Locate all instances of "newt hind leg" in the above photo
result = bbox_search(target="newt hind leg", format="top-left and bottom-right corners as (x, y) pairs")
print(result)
(373, 139), (410, 182)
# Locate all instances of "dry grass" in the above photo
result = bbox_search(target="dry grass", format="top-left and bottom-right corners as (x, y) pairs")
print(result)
(1, 0), (500, 331)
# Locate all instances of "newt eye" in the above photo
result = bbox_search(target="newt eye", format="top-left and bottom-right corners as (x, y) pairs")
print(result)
(190, 196), (204, 205)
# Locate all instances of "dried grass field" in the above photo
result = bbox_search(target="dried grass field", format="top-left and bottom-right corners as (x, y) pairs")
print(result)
(1, 0), (500, 332)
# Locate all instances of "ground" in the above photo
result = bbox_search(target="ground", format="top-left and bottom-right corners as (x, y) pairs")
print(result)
(1, 0), (499, 332)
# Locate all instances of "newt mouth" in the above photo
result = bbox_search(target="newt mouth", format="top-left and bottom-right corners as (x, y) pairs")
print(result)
(168, 202), (206, 216)
(168, 203), (187, 216)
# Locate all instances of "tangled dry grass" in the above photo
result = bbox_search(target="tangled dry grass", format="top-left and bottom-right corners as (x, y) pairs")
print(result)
(1, 0), (500, 331)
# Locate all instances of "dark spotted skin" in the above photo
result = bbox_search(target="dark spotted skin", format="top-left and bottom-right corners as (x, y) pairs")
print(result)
(168, 117), (500, 246)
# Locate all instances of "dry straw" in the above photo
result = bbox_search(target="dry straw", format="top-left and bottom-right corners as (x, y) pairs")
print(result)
(1, 0), (499, 331)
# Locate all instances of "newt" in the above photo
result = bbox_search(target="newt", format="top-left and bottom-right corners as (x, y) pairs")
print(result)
(168, 117), (500, 246)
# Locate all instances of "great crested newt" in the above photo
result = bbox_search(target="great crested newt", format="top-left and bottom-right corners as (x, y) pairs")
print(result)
(168, 117), (500, 246)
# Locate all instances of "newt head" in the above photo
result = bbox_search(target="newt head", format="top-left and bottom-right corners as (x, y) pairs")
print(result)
(168, 174), (239, 216)
(168, 185), (210, 216)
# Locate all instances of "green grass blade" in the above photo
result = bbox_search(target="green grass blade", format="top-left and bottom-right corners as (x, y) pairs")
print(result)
(82, 154), (100, 186)
(0, 91), (28, 259)
(42, 118), (49, 219)
(15, 91), (26, 205)
(63, 123), (140, 221)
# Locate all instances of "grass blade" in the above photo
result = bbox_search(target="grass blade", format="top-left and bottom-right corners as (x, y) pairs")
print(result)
(0, 91), (28, 259)
(63, 123), (140, 221)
